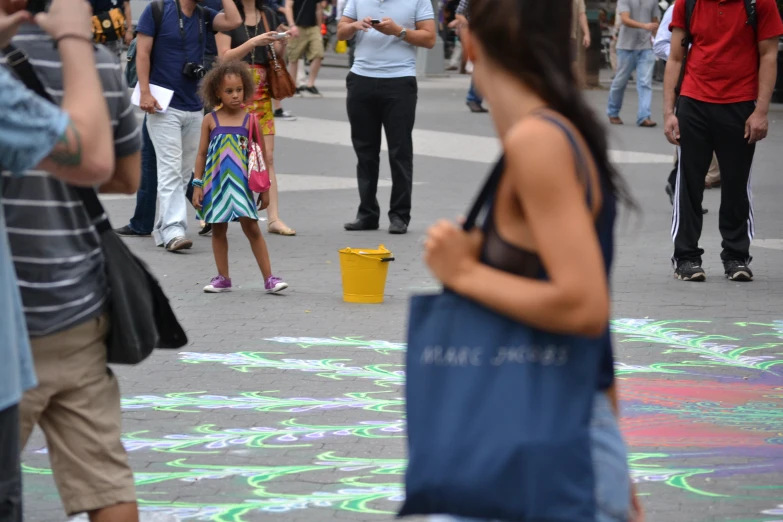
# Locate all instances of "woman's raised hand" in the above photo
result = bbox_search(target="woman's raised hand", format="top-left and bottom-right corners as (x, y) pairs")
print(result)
(252, 31), (280, 47)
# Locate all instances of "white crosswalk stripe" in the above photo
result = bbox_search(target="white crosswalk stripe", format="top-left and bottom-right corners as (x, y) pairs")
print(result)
(136, 110), (673, 166)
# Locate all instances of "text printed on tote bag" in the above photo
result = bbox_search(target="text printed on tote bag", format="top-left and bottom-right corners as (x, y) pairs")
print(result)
(420, 345), (569, 367)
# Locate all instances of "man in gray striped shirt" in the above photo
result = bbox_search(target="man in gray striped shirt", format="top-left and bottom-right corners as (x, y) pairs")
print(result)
(1, 7), (142, 520)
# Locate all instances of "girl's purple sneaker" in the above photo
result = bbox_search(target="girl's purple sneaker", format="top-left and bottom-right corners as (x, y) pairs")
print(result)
(265, 276), (288, 294)
(204, 275), (232, 293)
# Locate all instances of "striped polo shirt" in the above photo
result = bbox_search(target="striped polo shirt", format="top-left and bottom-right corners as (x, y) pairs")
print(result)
(0, 24), (141, 337)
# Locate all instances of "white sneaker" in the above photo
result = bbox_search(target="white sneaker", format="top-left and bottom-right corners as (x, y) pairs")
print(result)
(274, 108), (297, 121)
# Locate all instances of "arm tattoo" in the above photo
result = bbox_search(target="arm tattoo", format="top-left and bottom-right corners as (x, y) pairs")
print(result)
(49, 121), (83, 167)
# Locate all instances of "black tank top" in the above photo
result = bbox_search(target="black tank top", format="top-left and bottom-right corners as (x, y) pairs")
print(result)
(479, 115), (617, 391)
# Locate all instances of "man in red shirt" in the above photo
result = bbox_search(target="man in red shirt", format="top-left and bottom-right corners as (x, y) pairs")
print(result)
(664, 0), (783, 282)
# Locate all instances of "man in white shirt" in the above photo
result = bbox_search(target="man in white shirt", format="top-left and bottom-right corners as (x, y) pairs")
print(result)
(338, 0), (436, 234)
(653, 0), (720, 206)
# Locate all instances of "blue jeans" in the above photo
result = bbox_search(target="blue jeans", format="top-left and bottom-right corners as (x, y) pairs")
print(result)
(430, 392), (631, 522)
(607, 49), (654, 126)
(466, 77), (482, 104)
(128, 116), (158, 235)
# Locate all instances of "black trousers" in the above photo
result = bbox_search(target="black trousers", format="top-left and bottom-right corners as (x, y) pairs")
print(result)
(673, 97), (756, 263)
(0, 405), (22, 522)
(346, 72), (418, 225)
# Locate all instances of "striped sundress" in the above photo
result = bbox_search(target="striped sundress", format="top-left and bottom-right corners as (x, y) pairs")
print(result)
(198, 111), (259, 224)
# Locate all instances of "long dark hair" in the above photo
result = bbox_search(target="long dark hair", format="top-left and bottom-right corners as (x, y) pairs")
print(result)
(469, 0), (634, 206)
(234, 0), (269, 22)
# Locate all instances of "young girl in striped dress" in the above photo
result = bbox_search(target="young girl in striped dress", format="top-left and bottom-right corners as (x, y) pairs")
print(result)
(192, 61), (288, 294)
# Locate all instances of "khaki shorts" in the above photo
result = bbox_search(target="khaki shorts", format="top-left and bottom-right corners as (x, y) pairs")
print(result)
(20, 315), (136, 516)
(286, 25), (325, 63)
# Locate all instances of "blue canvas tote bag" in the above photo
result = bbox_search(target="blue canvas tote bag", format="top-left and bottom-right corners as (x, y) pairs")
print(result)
(399, 155), (606, 521)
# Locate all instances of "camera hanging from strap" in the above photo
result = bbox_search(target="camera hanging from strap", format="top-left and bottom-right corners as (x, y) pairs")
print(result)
(173, 0), (205, 67)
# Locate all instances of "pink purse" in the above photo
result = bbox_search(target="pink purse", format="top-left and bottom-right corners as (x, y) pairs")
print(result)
(247, 113), (270, 193)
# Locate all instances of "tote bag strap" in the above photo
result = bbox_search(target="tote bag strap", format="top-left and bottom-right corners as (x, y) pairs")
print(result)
(462, 155), (505, 232)
(463, 112), (597, 233)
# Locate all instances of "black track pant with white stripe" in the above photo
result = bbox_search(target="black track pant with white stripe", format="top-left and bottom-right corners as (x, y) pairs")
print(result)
(672, 97), (756, 264)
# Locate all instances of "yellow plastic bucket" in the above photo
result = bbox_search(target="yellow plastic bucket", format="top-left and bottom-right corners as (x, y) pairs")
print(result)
(339, 245), (395, 304)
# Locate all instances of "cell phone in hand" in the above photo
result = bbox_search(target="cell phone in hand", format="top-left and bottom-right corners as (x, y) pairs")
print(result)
(275, 33), (289, 39)
(371, 19), (381, 24)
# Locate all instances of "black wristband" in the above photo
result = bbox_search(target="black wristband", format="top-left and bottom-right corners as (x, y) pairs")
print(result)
(53, 34), (95, 49)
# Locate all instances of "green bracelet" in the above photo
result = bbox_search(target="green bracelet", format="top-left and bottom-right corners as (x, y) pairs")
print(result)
(191, 178), (204, 188)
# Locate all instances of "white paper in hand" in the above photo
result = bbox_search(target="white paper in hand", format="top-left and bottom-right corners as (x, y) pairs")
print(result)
(131, 84), (174, 113)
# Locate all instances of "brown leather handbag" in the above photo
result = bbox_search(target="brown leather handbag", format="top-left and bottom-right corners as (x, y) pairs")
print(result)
(261, 11), (297, 100)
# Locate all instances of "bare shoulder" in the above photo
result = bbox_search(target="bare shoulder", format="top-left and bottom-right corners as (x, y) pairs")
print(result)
(503, 117), (578, 189)
(203, 112), (217, 131)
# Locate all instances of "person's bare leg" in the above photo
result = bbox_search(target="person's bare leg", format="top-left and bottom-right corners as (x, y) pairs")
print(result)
(705, 152), (721, 185)
(273, 99), (282, 111)
(288, 59), (299, 87)
(88, 502), (139, 522)
(306, 57), (322, 88)
(239, 218), (273, 280)
(263, 134), (295, 235)
(211, 223), (230, 277)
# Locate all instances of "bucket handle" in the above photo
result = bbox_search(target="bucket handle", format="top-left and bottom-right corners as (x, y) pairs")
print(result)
(342, 250), (395, 262)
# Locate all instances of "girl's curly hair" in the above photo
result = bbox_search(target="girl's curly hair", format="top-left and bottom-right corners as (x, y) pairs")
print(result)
(199, 60), (256, 111)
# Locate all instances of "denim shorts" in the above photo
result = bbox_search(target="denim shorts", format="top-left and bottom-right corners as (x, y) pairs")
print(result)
(429, 392), (631, 522)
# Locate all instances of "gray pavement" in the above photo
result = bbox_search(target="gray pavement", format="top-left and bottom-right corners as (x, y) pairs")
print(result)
(22, 66), (783, 522)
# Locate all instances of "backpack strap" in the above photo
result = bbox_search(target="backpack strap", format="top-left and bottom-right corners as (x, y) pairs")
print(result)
(745, 0), (758, 33)
(152, 0), (165, 35)
(675, 0), (697, 101)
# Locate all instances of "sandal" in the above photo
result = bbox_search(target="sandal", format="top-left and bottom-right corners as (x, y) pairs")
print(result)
(268, 220), (296, 236)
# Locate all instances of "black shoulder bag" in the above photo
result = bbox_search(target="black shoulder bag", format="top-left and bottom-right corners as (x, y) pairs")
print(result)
(3, 44), (188, 364)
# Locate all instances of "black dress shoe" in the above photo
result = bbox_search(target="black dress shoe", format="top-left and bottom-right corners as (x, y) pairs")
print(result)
(344, 219), (379, 231)
(389, 219), (408, 235)
(114, 225), (151, 237)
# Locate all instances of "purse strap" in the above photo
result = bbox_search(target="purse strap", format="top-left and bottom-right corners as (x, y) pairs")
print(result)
(248, 112), (256, 144)
(260, 10), (284, 71)
(4, 44), (112, 233)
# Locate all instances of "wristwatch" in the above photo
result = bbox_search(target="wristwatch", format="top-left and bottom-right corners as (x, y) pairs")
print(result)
(397, 28), (407, 40)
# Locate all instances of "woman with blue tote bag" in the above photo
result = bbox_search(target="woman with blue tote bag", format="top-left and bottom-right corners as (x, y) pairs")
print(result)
(400, 0), (644, 521)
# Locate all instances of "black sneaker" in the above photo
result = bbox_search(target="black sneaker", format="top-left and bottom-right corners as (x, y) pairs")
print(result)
(674, 260), (706, 282)
(199, 223), (213, 237)
(301, 86), (322, 98)
(273, 108), (297, 121)
(114, 225), (151, 237)
(724, 260), (753, 282)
